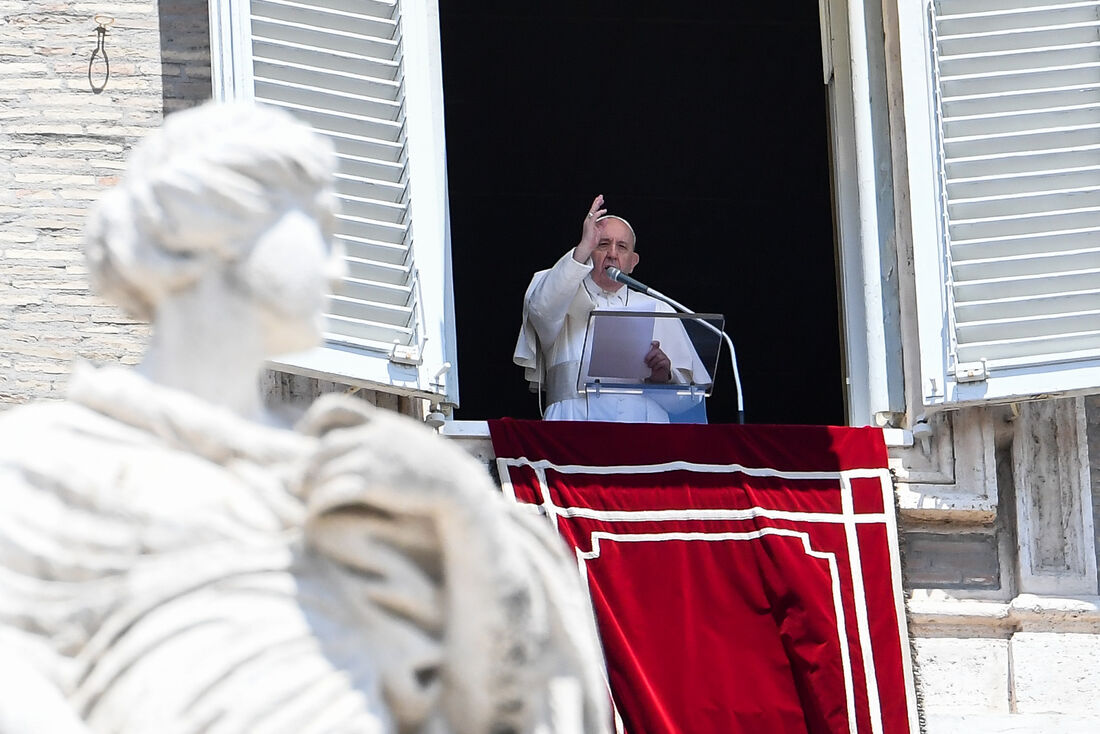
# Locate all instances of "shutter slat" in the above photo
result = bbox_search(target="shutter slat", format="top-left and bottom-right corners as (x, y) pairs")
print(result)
(339, 235), (409, 266)
(952, 227), (1100, 260)
(941, 62), (1100, 97)
(948, 185), (1100, 219)
(953, 268), (1100, 302)
(337, 193), (406, 224)
(944, 101), (1100, 138)
(940, 41), (1100, 77)
(953, 246), (1100, 280)
(253, 39), (399, 81)
(337, 212), (407, 245)
(947, 164), (1100, 198)
(938, 3), (1100, 38)
(333, 152), (404, 185)
(957, 329), (1100, 364)
(944, 123), (1100, 158)
(939, 21), (1100, 56)
(338, 276), (411, 306)
(942, 83), (1100, 118)
(254, 58), (400, 101)
(957, 308), (1100, 343)
(945, 143), (1100, 178)
(251, 1), (398, 44)
(256, 0), (397, 21)
(950, 207), (1100, 240)
(254, 89), (404, 142)
(328, 294), (412, 325)
(334, 174), (404, 205)
(955, 288), (1100, 321)
(324, 315), (413, 347)
(258, 99), (404, 161)
(251, 18), (398, 59)
(344, 256), (410, 287)
(939, 0), (1100, 16)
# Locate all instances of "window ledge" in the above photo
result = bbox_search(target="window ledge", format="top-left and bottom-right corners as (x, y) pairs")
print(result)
(441, 420), (912, 447)
(908, 594), (1100, 635)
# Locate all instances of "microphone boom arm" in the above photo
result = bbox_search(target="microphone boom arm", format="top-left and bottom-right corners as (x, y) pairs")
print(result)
(606, 266), (744, 423)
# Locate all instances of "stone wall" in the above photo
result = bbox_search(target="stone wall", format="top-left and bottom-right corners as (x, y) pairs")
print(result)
(901, 399), (1100, 730)
(0, 0), (211, 405)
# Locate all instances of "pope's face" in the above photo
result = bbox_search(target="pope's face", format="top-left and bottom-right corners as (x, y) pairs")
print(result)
(589, 218), (639, 292)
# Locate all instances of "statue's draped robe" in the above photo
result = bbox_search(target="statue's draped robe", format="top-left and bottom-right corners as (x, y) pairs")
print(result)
(0, 366), (609, 734)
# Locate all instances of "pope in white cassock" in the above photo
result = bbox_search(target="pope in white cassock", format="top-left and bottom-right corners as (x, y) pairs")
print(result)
(514, 195), (710, 422)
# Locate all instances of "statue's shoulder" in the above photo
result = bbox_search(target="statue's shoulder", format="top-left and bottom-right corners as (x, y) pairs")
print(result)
(0, 399), (137, 459)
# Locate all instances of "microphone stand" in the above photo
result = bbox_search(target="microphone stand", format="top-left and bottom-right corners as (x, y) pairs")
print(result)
(607, 267), (744, 423)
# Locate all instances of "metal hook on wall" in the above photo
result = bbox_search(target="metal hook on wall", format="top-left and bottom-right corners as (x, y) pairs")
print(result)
(88, 15), (114, 94)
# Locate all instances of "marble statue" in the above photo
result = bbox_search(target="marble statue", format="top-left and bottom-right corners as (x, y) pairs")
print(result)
(0, 102), (609, 733)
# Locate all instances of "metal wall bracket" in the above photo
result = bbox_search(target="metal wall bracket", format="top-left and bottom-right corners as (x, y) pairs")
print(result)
(389, 343), (423, 366)
(954, 359), (988, 383)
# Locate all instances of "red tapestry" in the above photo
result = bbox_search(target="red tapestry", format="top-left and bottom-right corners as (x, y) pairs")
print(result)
(488, 419), (919, 734)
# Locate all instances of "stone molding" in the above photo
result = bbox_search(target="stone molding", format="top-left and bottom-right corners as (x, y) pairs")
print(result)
(1013, 398), (1098, 596)
(891, 407), (999, 522)
(909, 594), (1100, 636)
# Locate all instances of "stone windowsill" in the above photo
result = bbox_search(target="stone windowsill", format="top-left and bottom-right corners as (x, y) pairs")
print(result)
(909, 594), (1100, 635)
(440, 420), (912, 446)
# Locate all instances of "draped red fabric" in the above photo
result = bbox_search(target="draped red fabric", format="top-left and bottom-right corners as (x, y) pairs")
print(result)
(488, 419), (918, 734)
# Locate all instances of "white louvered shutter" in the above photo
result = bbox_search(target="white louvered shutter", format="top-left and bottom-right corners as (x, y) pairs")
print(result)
(209, 0), (458, 406)
(901, 0), (1100, 408)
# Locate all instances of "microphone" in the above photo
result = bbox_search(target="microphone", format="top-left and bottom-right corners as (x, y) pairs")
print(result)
(605, 266), (653, 295)
(603, 265), (745, 423)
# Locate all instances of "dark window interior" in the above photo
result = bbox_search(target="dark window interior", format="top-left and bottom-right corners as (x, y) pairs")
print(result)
(439, 2), (844, 425)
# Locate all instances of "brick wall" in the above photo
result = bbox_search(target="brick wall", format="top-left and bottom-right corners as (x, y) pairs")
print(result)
(0, 2), (425, 420)
(0, 0), (211, 405)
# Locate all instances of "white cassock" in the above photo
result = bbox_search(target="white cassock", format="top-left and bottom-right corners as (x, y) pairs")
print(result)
(514, 249), (710, 422)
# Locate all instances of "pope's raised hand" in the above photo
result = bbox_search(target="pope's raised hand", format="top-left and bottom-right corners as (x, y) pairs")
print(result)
(573, 194), (607, 264)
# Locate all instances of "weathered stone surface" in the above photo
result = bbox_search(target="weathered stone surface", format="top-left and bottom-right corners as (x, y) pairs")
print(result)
(1012, 632), (1100, 715)
(892, 407), (999, 522)
(913, 637), (1010, 714)
(1014, 398), (1098, 596)
(926, 713), (1100, 733)
(903, 531), (1000, 589)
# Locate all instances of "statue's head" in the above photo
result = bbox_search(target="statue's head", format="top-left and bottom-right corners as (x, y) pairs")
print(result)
(85, 102), (341, 353)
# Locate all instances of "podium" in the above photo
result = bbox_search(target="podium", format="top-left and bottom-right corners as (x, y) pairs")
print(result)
(578, 310), (724, 424)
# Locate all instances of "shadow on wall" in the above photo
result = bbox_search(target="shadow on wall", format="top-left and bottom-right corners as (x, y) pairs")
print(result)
(158, 0), (213, 114)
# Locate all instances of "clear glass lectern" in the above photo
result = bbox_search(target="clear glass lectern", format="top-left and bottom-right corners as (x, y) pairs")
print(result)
(578, 310), (724, 424)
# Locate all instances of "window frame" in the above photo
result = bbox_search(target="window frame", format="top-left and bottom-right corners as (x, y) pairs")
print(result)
(823, 0), (908, 427)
